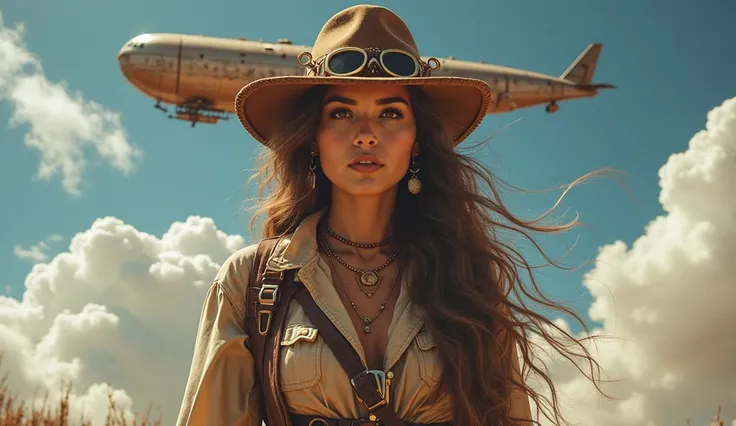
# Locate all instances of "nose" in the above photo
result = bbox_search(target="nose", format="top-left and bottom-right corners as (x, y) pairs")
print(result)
(352, 122), (378, 147)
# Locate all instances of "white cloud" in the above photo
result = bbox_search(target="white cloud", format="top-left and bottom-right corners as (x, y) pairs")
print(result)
(1, 98), (734, 426)
(0, 10), (142, 196)
(0, 215), (245, 424)
(529, 96), (736, 426)
(14, 241), (49, 262)
(14, 234), (67, 263)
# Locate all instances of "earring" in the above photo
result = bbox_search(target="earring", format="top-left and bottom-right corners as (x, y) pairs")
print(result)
(407, 154), (421, 195)
(307, 151), (318, 190)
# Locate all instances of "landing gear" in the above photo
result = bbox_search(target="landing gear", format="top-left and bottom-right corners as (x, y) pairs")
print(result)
(154, 100), (168, 113)
(545, 101), (559, 113)
(151, 98), (230, 127)
(169, 98), (230, 127)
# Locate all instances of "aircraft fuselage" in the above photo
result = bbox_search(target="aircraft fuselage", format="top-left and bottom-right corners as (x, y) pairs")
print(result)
(117, 33), (614, 125)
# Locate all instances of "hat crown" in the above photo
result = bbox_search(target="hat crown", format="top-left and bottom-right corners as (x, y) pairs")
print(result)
(311, 5), (420, 59)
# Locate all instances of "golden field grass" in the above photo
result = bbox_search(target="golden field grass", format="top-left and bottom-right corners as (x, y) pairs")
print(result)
(0, 356), (161, 426)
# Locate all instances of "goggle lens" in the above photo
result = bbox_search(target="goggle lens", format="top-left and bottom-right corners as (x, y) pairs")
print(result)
(381, 51), (418, 77)
(327, 50), (365, 75)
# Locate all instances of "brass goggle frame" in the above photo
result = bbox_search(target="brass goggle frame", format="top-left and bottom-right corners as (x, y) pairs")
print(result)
(298, 46), (440, 78)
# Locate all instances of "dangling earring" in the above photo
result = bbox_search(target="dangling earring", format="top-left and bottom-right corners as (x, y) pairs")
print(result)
(407, 154), (421, 195)
(307, 151), (318, 190)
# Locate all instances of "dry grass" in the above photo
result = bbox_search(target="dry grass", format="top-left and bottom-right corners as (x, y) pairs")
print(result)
(0, 357), (162, 426)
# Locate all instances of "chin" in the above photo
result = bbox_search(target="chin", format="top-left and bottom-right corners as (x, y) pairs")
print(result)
(332, 181), (399, 197)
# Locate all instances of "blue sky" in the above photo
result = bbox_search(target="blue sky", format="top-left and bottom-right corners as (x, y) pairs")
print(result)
(1, 0), (735, 334)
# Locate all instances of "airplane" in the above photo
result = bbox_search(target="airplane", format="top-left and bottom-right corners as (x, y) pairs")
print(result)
(116, 33), (615, 127)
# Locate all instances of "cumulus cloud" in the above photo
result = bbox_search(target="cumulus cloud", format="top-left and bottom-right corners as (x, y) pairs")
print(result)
(0, 10), (142, 196)
(1, 215), (245, 424)
(529, 97), (736, 426)
(2, 98), (734, 426)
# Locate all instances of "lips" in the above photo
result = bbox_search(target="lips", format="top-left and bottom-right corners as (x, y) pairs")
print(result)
(349, 155), (384, 173)
(349, 155), (383, 166)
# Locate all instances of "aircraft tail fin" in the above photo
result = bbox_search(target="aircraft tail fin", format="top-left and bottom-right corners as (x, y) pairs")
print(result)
(560, 43), (603, 85)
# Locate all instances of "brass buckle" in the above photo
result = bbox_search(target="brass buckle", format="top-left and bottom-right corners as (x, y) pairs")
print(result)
(350, 369), (387, 412)
(256, 284), (279, 336)
(258, 283), (279, 306)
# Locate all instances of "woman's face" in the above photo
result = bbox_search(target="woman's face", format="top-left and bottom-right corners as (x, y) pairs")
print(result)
(314, 84), (417, 197)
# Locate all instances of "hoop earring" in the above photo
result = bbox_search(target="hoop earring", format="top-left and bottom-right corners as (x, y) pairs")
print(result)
(307, 151), (318, 190)
(407, 154), (421, 195)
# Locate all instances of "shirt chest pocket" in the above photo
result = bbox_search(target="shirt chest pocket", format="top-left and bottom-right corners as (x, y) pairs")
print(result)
(279, 323), (324, 391)
(414, 329), (443, 387)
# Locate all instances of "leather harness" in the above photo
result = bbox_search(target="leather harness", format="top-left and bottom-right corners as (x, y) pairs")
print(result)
(244, 237), (452, 426)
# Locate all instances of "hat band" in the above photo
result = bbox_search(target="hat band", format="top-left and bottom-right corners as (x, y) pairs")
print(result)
(298, 47), (441, 78)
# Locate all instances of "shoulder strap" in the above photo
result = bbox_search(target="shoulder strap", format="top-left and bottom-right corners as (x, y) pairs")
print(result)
(246, 237), (298, 426)
(294, 289), (406, 426)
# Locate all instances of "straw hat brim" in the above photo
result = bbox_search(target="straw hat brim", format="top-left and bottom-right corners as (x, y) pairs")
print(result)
(234, 75), (493, 146)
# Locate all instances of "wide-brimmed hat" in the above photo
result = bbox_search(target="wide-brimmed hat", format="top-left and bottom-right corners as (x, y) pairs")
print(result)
(234, 4), (493, 146)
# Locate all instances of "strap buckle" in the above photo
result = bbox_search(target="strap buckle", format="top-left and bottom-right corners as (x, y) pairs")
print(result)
(351, 369), (388, 412)
(256, 282), (280, 335)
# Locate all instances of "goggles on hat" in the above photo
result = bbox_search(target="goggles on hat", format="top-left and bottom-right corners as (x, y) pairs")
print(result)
(299, 47), (440, 78)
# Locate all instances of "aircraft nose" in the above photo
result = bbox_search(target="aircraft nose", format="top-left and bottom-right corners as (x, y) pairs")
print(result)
(117, 34), (155, 62)
(117, 38), (136, 62)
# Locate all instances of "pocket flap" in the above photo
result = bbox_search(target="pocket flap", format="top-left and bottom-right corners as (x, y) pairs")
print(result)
(416, 329), (437, 350)
(281, 324), (320, 346)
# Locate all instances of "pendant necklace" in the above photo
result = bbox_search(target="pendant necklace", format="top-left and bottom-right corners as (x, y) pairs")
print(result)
(321, 236), (398, 297)
(325, 250), (401, 333)
(324, 224), (396, 291)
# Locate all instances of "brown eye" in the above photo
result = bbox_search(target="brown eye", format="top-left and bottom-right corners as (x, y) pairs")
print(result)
(380, 108), (403, 119)
(329, 108), (352, 119)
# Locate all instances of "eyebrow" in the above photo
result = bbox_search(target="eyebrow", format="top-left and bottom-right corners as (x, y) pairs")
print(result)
(323, 95), (409, 106)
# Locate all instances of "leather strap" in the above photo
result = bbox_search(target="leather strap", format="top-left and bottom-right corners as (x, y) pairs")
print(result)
(294, 286), (406, 426)
(246, 237), (297, 426)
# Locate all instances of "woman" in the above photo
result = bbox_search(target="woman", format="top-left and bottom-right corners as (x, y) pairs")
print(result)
(176, 4), (604, 426)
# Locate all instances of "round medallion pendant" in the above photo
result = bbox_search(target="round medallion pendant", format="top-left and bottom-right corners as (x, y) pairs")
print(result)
(359, 270), (380, 286)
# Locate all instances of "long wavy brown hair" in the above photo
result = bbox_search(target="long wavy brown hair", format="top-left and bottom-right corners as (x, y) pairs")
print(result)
(247, 85), (610, 426)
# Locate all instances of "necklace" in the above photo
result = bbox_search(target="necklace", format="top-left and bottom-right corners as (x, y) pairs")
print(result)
(325, 252), (401, 333)
(321, 233), (399, 293)
(326, 225), (392, 248)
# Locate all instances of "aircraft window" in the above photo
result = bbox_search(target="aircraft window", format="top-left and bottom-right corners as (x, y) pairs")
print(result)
(265, 47), (274, 51)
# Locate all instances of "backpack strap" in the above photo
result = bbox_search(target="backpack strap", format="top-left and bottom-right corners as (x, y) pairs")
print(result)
(245, 237), (406, 426)
(245, 236), (298, 426)
(294, 287), (406, 426)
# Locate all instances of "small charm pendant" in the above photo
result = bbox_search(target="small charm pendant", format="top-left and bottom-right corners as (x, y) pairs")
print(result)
(359, 270), (380, 286)
(363, 317), (372, 333)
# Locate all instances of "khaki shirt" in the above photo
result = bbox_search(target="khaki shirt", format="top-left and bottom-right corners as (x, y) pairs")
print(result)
(176, 210), (531, 425)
